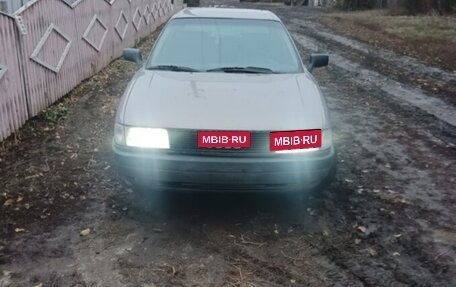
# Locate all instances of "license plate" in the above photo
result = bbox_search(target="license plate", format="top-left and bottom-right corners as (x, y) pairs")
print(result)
(198, 131), (251, 148)
(269, 130), (322, 151)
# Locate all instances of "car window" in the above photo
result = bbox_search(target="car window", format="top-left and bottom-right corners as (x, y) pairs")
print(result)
(147, 18), (302, 73)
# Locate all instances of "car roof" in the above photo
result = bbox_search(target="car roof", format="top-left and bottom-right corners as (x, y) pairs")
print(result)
(171, 7), (281, 22)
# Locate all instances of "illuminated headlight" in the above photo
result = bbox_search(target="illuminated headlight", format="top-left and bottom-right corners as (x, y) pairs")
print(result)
(114, 124), (170, 149)
(126, 127), (169, 149)
(274, 129), (333, 154)
(114, 123), (125, 145)
(321, 129), (333, 150)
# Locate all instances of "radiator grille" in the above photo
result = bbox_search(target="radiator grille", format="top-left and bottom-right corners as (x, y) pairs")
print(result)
(168, 129), (270, 156)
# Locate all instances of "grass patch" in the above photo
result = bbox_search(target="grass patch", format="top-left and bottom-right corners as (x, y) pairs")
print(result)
(319, 9), (456, 71)
(43, 103), (68, 123)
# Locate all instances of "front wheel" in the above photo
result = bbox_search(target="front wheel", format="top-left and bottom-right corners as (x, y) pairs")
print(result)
(302, 150), (338, 199)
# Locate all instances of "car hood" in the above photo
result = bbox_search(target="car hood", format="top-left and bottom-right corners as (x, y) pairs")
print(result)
(118, 71), (329, 131)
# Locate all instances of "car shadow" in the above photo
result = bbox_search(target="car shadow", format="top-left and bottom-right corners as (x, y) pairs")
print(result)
(114, 187), (330, 233)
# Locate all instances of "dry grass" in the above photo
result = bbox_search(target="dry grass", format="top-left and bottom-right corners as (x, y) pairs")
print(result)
(319, 9), (456, 71)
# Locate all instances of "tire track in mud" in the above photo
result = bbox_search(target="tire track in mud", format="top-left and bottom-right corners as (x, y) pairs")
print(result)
(289, 29), (456, 128)
(261, 6), (456, 284)
(212, 238), (365, 287)
(289, 18), (456, 84)
(243, 4), (456, 135)
(316, 62), (456, 286)
(261, 4), (456, 107)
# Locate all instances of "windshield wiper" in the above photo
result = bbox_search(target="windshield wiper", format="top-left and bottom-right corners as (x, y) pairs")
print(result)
(206, 66), (276, 74)
(146, 65), (200, 72)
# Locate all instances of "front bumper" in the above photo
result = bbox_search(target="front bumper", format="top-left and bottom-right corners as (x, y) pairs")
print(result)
(113, 143), (336, 191)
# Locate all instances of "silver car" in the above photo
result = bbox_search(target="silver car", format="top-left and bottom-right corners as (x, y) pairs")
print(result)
(113, 8), (336, 192)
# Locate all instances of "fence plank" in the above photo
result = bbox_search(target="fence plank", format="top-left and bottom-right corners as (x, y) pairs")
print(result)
(0, 0), (182, 141)
(0, 12), (29, 140)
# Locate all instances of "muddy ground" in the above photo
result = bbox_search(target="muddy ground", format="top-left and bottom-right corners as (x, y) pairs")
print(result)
(1, 3), (455, 287)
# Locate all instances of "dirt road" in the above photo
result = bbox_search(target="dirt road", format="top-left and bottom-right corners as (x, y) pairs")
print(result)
(1, 3), (455, 287)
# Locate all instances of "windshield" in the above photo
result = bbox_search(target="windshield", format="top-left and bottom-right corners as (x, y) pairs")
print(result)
(147, 18), (302, 73)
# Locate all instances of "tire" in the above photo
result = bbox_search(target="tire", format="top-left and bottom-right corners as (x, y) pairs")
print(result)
(318, 154), (337, 191)
(129, 182), (167, 214)
(303, 147), (338, 199)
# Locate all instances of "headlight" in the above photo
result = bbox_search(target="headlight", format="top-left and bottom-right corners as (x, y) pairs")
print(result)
(114, 124), (125, 145)
(274, 129), (333, 154)
(126, 127), (170, 149)
(114, 124), (170, 149)
(321, 129), (333, 150)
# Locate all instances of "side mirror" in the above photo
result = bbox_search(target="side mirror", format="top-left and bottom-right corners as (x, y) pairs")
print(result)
(308, 54), (329, 73)
(123, 48), (142, 68)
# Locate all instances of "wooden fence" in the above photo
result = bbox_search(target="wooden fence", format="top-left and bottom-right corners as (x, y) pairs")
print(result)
(0, 0), (183, 141)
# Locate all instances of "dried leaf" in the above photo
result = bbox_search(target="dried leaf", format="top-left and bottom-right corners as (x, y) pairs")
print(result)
(367, 247), (377, 256)
(80, 228), (91, 236)
(3, 199), (14, 207)
(357, 226), (367, 233)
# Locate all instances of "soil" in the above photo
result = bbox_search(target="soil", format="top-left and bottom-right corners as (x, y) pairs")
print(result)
(0, 3), (455, 287)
